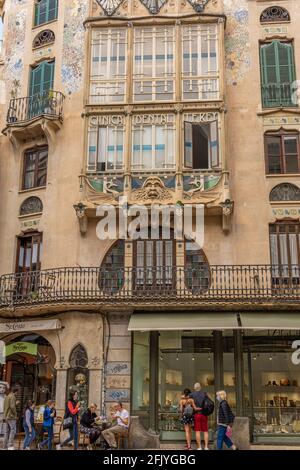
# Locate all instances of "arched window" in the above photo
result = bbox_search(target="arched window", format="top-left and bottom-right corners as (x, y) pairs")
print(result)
(33, 30), (55, 49)
(99, 240), (125, 293)
(20, 197), (43, 216)
(260, 6), (290, 23)
(185, 241), (210, 293)
(67, 345), (88, 412)
(34, 0), (58, 27)
(270, 183), (300, 202)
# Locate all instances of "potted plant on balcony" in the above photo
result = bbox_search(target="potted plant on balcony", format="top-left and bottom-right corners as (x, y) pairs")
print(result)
(44, 90), (56, 115)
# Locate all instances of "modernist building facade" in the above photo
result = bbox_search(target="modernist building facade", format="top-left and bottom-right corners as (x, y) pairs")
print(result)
(1, 0), (300, 444)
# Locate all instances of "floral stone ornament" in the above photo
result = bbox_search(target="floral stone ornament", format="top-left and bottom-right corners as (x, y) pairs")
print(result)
(96, 0), (124, 16)
(187, 0), (210, 12)
(139, 0), (168, 14)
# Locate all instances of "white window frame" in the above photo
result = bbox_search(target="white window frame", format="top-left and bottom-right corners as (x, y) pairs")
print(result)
(183, 118), (220, 170)
(132, 120), (176, 171)
(90, 28), (127, 104)
(182, 24), (219, 101)
(87, 122), (125, 172)
(133, 26), (175, 102)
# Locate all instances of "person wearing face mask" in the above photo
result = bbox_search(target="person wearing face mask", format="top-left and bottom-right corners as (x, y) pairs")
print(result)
(216, 390), (237, 450)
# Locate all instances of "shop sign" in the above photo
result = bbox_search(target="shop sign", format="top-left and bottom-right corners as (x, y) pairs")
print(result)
(5, 342), (37, 357)
(0, 319), (61, 333)
(106, 389), (130, 402)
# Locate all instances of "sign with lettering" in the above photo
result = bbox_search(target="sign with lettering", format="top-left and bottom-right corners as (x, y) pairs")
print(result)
(106, 389), (130, 402)
(132, 114), (175, 126)
(183, 112), (219, 124)
(0, 319), (61, 333)
(272, 207), (300, 218)
(5, 342), (38, 357)
(20, 219), (40, 230)
(90, 115), (125, 127)
(263, 116), (300, 126)
(105, 362), (131, 375)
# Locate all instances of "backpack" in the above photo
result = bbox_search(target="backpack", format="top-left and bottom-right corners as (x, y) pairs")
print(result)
(183, 401), (194, 419)
(201, 394), (215, 416)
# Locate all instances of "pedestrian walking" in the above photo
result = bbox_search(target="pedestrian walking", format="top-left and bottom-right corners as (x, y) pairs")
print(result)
(23, 401), (36, 450)
(190, 383), (210, 450)
(57, 391), (80, 450)
(3, 386), (19, 450)
(216, 390), (237, 450)
(38, 400), (56, 450)
(179, 388), (198, 450)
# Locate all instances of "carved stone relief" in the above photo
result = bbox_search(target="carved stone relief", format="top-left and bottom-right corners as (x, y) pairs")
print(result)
(20, 197), (43, 216)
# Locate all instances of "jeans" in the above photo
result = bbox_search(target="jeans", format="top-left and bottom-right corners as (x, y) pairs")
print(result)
(40, 426), (53, 450)
(216, 425), (233, 450)
(61, 421), (78, 450)
(3, 419), (17, 449)
(23, 425), (36, 449)
(102, 425), (128, 449)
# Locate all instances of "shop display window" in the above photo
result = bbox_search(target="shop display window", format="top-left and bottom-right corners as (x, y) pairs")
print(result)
(132, 332), (150, 429)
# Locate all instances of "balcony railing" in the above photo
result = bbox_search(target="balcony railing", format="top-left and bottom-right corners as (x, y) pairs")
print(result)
(6, 90), (64, 125)
(262, 82), (296, 108)
(1, 265), (300, 308)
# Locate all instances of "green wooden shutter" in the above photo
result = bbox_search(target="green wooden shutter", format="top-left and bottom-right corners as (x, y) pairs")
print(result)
(29, 61), (54, 97)
(260, 42), (277, 87)
(48, 0), (58, 22)
(277, 42), (295, 84)
(34, 0), (58, 26)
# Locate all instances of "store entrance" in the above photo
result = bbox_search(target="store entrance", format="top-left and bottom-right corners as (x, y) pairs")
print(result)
(0, 333), (56, 429)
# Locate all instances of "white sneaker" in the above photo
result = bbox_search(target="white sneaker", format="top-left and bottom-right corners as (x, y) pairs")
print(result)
(197, 447), (202, 450)
(8, 447), (14, 450)
(56, 444), (61, 450)
(204, 447), (209, 450)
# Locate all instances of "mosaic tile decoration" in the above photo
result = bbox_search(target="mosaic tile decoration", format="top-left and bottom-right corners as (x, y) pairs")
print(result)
(96, 0), (124, 16)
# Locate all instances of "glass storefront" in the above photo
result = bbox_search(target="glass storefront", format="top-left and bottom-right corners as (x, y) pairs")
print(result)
(132, 327), (300, 443)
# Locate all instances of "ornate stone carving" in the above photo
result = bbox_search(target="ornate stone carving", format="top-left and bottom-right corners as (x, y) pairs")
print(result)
(220, 199), (234, 216)
(96, 0), (124, 16)
(20, 197), (43, 216)
(260, 6), (290, 23)
(33, 30), (55, 49)
(74, 202), (88, 235)
(187, 0), (210, 13)
(139, 0), (168, 14)
(131, 176), (173, 202)
(270, 183), (300, 202)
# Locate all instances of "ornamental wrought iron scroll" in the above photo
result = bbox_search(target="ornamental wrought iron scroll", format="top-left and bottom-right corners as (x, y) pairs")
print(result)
(69, 344), (88, 369)
(270, 183), (300, 202)
(260, 6), (290, 23)
(96, 0), (124, 15)
(20, 197), (43, 216)
(139, 0), (168, 14)
(187, 0), (210, 13)
(33, 30), (55, 49)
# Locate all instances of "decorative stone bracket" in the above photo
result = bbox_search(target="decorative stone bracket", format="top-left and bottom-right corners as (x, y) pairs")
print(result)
(74, 202), (88, 235)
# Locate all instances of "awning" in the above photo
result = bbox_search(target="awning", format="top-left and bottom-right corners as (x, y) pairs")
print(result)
(128, 313), (239, 331)
(240, 313), (300, 330)
(0, 319), (61, 334)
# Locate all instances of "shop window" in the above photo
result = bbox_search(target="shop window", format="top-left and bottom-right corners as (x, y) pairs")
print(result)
(23, 146), (48, 190)
(133, 26), (175, 102)
(90, 28), (127, 104)
(185, 242), (210, 293)
(260, 6), (290, 23)
(184, 121), (219, 169)
(132, 331), (150, 429)
(243, 331), (300, 443)
(132, 116), (176, 171)
(99, 240), (125, 293)
(265, 131), (300, 174)
(260, 41), (296, 108)
(67, 345), (89, 412)
(34, 0), (58, 27)
(269, 222), (300, 281)
(182, 24), (219, 101)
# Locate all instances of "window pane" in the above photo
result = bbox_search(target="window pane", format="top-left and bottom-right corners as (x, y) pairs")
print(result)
(142, 126), (152, 169)
(37, 169), (47, 187)
(98, 127), (106, 171)
(268, 156), (281, 174)
(285, 155), (299, 173)
(284, 137), (298, 155)
(155, 126), (165, 168)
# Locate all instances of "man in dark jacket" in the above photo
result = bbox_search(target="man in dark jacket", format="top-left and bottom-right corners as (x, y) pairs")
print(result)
(3, 386), (19, 450)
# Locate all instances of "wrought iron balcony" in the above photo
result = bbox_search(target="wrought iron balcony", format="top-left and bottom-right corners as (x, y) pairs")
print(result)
(1, 265), (300, 310)
(6, 90), (64, 126)
(261, 82), (296, 108)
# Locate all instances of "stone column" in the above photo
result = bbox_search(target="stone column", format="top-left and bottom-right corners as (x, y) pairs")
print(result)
(55, 369), (68, 416)
(88, 367), (103, 409)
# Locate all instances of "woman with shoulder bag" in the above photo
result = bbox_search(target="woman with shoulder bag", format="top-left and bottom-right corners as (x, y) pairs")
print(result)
(57, 391), (80, 450)
(179, 388), (198, 450)
(216, 390), (237, 450)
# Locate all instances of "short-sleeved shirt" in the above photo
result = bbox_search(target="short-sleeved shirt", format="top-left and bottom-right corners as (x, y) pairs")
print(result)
(115, 409), (129, 428)
(190, 391), (206, 409)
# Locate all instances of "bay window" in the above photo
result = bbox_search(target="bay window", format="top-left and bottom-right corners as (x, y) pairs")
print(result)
(90, 28), (127, 104)
(132, 115), (175, 170)
(184, 120), (219, 169)
(182, 24), (219, 101)
(133, 26), (175, 102)
(87, 117), (125, 172)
